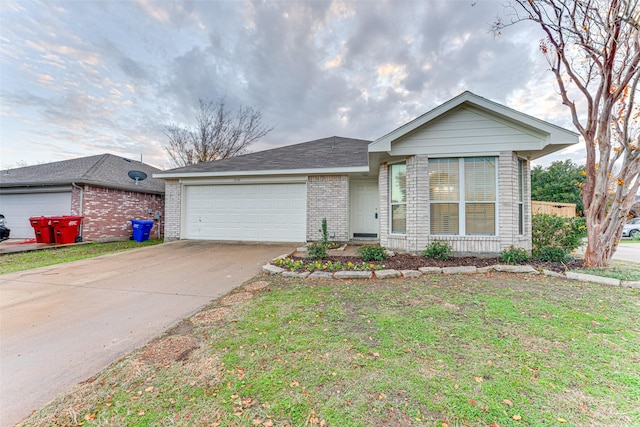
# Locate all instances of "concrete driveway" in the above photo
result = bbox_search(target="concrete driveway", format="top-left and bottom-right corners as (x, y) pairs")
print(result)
(0, 241), (295, 427)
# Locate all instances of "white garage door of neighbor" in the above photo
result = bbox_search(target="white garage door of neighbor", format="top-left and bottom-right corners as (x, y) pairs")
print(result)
(184, 183), (307, 242)
(0, 192), (72, 238)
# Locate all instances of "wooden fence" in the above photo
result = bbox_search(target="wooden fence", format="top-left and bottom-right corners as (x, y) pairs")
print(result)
(531, 201), (576, 218)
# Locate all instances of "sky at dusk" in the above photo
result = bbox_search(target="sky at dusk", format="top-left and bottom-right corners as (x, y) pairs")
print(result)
(0, 0), (587, 170)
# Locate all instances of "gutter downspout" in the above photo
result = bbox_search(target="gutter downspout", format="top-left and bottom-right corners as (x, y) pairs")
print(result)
(71, 182), (84, 238)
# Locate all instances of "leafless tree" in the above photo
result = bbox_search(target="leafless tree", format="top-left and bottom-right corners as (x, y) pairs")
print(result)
(164, 98), (273, 168)
(493, 0), (640, 267)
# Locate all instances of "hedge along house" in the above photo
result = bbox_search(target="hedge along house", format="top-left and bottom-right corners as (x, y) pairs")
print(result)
(156, 92), (578, 255)
(0, 154), (165, 241)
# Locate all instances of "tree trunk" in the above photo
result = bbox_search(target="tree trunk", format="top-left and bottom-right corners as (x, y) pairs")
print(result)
(584, 236), (614, 268)
(583, 210), (621, 268)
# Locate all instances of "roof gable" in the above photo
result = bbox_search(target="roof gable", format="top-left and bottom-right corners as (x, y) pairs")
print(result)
(369, 91), (579, 160)
(0, 154), (164, 194)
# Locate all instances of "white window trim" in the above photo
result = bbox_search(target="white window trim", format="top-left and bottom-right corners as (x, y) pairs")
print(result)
(517, 159), (524, 235)
(430, 157), (498, 236)
(389, 161), (407, 235)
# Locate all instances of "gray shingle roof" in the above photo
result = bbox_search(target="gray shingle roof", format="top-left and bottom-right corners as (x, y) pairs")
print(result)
(0, 154), (164, 194)
(157, 136), (371, 175)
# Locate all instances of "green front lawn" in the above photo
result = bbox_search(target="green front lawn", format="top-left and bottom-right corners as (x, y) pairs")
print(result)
(22, 274), (640, 427)
(574, 259), (640, 281)
(0, 239), (162, 274)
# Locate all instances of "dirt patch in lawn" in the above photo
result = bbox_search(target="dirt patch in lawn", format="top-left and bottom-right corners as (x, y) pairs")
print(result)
(139, 335), (198, 366)
(219, 291), (254, 305)
(243, 280), (270, 292)
(192, 306), (234, 324)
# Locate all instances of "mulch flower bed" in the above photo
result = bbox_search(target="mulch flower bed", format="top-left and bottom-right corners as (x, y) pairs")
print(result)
(287, 253), (584, 274)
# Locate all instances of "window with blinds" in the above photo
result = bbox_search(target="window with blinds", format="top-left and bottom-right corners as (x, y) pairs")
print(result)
(429, 158), (459, 234)
(429, 157), (497, 235)
(464, 158), (496, 235)
(390, 162), (406, 234)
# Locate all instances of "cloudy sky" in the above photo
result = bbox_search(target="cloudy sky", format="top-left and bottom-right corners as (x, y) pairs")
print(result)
(0, 0), (585, 170)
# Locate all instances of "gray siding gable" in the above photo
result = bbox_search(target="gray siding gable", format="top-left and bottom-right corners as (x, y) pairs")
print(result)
(370, 91), (578, 160)
(390, 106), (545, 156)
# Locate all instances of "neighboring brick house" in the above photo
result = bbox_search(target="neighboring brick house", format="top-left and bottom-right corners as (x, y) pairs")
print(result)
(0, 154), (164, 241)
(155, 92), (579, 255)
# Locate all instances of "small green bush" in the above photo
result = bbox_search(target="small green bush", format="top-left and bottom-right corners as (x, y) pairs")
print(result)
(423, 240), (453, 260)
(359, 245), (387, 262)
(306, 243), (327, 260)
(321, 218), (329, 246)
(537, 247), (569, 262)
(532, 214), (587, 260)
(500, 246), (529, 264)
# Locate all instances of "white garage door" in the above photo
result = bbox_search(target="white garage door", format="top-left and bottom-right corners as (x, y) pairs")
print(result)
(0, 192), (72, 238)
(184, 183), (306, 242)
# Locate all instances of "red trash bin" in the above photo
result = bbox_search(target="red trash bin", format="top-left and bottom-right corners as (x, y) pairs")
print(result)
(50, 216), (84, 244)
(29, 216), (55, 243)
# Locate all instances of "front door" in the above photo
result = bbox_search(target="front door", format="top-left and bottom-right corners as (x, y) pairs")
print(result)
(350, 179), (379, 238)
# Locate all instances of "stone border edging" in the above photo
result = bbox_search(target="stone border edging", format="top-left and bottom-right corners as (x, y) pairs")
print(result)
(264, 255), (640, 290)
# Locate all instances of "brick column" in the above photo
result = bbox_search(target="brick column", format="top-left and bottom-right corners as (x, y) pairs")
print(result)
(414, 155), (429, 252)
(378, 164), (389, 247)
(306, 176), (349, 242)
(498, 152), (516, 251)
(164, 179), (181, 242)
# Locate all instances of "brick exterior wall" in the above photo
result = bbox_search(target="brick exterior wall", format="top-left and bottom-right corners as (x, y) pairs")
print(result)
(380, 156), (429, 253)
(307, 175), (349, 242)
(507, 154), (531, 251)
(160, 156), (532, 253)
(378, 163), (390, 248)
(71, 186), (81, 215)
(409, 155), (429, 252)
(75, 185), (164, 241)
(380, 153), (532, 255)
(163, 179), (182, 242)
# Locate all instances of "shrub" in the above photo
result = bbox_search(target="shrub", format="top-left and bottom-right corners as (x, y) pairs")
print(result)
(306, 242), (327, 260)
(359, 245), (387, 262)
(500, 246), (529, 264)
(423, 240), (453, 260)
(321, 218), (329, 246)
(537, 247), (569, 262)
(532, 214), (587, 260)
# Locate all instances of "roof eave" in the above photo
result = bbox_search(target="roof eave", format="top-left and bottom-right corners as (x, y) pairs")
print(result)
(154, 165), (370, 179)
(519, 142), (578, 161)
(0, 180), (164, 195)
(0, 180), (75, 188)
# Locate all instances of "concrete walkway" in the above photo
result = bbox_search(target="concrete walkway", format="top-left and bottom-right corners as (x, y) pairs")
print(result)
(0, 241), (295, 427)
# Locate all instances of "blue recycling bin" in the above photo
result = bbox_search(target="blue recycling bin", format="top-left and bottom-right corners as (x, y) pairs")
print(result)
(131, 219), (154, 242)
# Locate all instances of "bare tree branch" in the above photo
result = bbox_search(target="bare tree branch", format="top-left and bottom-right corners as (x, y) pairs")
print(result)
(164, 98), (274, 168)
(493, 0), (640, 266)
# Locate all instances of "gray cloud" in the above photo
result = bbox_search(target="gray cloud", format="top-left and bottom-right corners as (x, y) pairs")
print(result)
(1, 0), (574, 169)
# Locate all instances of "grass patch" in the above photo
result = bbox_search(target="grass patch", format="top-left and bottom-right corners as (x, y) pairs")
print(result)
(20, 274), (640, 427)
(0, 239), (162, 274)
(574, 259), (640, 281)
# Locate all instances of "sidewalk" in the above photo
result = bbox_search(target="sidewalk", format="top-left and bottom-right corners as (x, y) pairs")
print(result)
(0, 239), (86, 255)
